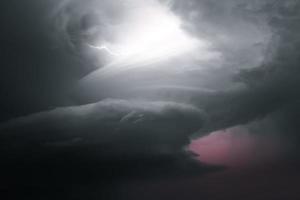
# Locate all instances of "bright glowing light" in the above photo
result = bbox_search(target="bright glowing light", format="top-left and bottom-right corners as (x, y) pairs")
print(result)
(81, 0), (219, 84)
(89, 0), (205, 69)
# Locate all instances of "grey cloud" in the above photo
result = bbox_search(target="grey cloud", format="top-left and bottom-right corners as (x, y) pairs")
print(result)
(187, 0), (300, 155)
(0, 99), (205, 156)
(2, 0), (299, 178)
(169, 0), (273, 89)
(0, 98), (222, 192)
(5, 0), (300, 199)
(50, 0), (300, 154)
(232, 0), (300, 152)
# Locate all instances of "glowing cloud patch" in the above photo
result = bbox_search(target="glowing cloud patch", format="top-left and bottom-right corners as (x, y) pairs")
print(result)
(189, 127), (283, 168)
(85, 0), (210, 79)
(107, 3), (200, 62)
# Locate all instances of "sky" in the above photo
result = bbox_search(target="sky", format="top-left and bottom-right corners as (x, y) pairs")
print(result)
(0, 0), (300, 199)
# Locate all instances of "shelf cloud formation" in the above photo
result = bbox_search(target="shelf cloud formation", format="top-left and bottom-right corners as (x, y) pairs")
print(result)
(1, 0), (300, 199)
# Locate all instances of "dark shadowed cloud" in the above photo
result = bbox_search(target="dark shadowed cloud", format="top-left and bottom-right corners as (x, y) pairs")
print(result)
(1, 99), (204, 156)
(1, 0), (300, 199)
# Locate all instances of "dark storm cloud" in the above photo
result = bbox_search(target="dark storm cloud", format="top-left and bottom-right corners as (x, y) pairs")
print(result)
(3, 0), (299, 159)
(186, 0), (300, 155)
(232, 0), (300, 153)
(1, 0), (298, 163)
(2, 0), (300, 198)
(169, 0), (273, 90)
(0, 99), (204, 155)
(0, 0), (88, 122)
(0, 99), (222, 199)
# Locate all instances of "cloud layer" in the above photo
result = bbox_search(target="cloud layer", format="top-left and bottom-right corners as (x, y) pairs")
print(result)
(1, 1), (300, 199)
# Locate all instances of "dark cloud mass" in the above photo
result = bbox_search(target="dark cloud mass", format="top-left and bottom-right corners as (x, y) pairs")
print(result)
(1, 0), (300, 199)
(0, 99), (218, 199)
(0, 99), (204, 155)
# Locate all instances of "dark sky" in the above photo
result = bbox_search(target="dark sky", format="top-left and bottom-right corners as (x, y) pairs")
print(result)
(1, 0), (300, 199)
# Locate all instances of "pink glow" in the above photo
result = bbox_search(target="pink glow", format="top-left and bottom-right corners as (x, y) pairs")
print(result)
(189, 127), (283, 167)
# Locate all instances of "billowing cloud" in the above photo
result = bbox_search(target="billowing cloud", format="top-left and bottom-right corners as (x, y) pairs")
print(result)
(0, 98), (225, 197)
(0, 99), (204, 155)
(2, 1), (300, 199)
(188, 0), (300, 163)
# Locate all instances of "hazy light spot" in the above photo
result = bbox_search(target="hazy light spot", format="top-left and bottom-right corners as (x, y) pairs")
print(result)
(190, 127), (284, 168)
(85, 0), (214, 80)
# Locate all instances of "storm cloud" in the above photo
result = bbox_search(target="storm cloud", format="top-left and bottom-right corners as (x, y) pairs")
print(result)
(0, 99), (204, 156)
(2, 0), (300, 171)
(1, 0), (300, 199)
